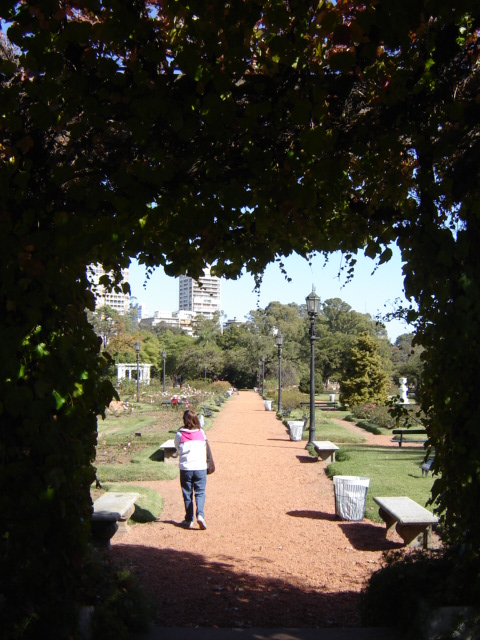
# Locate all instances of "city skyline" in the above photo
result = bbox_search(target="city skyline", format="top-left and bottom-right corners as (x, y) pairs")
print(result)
(129, 246), (413, 342)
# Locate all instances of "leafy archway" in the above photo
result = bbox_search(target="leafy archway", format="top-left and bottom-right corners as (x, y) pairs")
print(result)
(1, 1), (479, 634)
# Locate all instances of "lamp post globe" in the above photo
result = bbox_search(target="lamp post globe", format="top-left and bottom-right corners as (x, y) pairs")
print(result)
(306, 288), (320, 446)
(275, 332), (284, 413)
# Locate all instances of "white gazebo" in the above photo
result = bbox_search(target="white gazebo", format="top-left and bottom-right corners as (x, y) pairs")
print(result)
(116, 363), (152, 385)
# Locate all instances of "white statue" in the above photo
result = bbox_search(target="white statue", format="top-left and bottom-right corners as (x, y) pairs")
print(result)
(398, 377), (409, 404)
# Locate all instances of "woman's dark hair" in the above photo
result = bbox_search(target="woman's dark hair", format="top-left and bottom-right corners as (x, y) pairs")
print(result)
(183, 410), (200, 430)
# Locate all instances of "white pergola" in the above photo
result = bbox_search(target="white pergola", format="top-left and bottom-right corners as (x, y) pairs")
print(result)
(116, 363), (152, 385)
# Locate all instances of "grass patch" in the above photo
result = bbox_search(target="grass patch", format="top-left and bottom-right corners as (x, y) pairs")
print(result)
(326, 445), (435, 522)
(285, 410), (366, 443)
(95, 445), (179, 482)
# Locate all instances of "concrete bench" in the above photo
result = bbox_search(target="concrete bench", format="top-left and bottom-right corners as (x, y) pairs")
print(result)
(91, 492), (139, 547)
(311, 440), (339, 463)
(159, 438), (177, 462)
(373, 496), (438, 548)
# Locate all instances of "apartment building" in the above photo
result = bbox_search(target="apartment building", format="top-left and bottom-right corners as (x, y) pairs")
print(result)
(87, 264), (130, 315)
(178, 267), (221, 320)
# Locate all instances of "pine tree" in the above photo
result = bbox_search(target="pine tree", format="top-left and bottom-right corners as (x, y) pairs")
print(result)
(340, 333), (390, 406)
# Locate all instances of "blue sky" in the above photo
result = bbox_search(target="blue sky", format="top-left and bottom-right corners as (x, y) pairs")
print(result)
(128, 245), (413, 342)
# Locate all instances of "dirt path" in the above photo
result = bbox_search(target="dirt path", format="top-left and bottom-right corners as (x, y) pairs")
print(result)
(111, 391), (406, 628)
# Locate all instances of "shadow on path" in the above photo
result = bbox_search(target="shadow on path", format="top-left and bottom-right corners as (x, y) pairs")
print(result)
(112, 544), (362, 629)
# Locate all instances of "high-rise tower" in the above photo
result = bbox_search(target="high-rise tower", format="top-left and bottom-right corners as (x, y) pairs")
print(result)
(87, 264), (130, 314)
(178, 267), (221, 320)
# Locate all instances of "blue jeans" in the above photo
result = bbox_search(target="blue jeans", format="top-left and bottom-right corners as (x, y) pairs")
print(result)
(180, 469), (207, 522)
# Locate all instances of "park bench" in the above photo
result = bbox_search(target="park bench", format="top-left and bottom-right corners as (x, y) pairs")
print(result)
(91, 492), (139, 547)
(158, 438), (177, 462)
(421, 455), (435, 476)
(301, 401), (338, 412)
(161, 399), (183, 410)
(373, 496), (438, 548)
(391, 429), (427, 447)
(311, 440), (339, 463)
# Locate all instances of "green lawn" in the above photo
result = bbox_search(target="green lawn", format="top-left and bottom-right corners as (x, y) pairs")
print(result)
(285, 410), (367, 444)
(327, 445), (436, 523)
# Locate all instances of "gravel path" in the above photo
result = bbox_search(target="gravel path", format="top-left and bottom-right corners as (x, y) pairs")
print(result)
(111, 391), (407, 628)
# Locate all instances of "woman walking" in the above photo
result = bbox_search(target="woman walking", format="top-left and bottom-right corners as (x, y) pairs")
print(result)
(174, 409), (208, 529)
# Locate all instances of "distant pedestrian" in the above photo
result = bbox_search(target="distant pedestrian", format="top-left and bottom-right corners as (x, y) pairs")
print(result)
(174, 409), (208, 530)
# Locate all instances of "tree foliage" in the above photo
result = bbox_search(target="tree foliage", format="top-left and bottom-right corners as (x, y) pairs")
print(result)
(339, 332), (391, 406)
(1, 0), (479, 633)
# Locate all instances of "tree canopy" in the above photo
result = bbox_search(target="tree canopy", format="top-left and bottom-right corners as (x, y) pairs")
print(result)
(1, 0), (479, 635)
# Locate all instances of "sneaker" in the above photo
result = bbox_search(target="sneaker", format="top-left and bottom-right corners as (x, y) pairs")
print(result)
(181, 520), (195, 529)
(197, 515), (207, 530)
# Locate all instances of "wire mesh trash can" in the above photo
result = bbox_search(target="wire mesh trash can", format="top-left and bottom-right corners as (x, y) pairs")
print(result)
(288, 421), (304, 441)
(333, 476), (370, 521)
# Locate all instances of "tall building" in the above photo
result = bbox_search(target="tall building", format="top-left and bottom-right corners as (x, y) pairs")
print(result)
(178, 267), (221, 320)
(87, 264), (130, 315)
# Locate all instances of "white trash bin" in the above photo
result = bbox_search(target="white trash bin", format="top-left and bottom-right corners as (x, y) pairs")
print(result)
(333, 476), (370, 521)
(288, 421), (304, 441)
(264, 400), (272, 411)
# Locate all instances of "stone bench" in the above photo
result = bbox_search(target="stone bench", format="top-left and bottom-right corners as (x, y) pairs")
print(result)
(373, 496), (438, 548)
(311, 440), (339, 463)
(159, 438), (177, 462)
(91, 492), (139, 547)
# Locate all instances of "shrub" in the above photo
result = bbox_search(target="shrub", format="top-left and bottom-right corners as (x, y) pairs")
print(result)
(360, 549), (480, 636)
(334, 449), (351, 462)
(355, 420), (384, 435)
(298, 374), (323, 394)
(350, 404), (397, 429)
(279, 388), (309, 412)
(89, 567), (154, 640)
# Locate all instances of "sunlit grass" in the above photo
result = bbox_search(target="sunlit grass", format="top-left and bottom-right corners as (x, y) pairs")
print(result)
(327, 445), (436, 523)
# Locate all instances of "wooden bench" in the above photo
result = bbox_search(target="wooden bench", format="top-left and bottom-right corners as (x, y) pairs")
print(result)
(301, 401), (338, 411)
(373, 496), (438, 548)
(159, 438), (177, 462)
(311, 440), (339, 462)
(91, 492), (139, 547)
(391, 429), (427, 447)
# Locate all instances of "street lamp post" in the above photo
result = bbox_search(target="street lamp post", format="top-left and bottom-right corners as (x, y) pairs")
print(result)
(275, 332), (283, 414)
(162, 349), (166, 392)
(135, 341), (140, 402)
(306, 288), (321, 446)
(261, 356), (265, 397)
